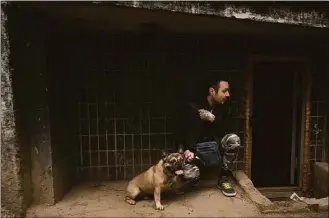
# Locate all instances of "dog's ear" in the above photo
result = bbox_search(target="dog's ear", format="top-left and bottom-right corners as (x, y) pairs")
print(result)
(177, 144), (184, 154)
(161, 150), (168, 159)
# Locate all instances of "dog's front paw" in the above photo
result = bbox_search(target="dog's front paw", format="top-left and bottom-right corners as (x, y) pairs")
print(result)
(125, 199), (136, 205)
(155, 203), (164, 210)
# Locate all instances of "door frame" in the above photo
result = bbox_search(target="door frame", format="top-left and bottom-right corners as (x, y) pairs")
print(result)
(244, 54), (312, 193)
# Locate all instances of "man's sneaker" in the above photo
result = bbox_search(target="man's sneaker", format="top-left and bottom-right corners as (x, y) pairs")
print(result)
(217, 179), (236, 197)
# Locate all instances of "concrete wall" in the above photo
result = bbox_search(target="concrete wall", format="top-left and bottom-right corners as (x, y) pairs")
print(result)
(24, 30), (55, 206)
(313, 162), (328, 198)
(46, 33), (79, 202)
(1, 6), (26, 217)
(2, 3), (79, 210)
(1, 4), (55, 215)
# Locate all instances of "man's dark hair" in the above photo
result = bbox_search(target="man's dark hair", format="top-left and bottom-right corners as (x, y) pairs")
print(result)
(210, 77), (230, 94)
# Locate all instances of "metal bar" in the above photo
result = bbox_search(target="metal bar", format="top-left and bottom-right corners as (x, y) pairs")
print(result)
(290, 71), (298, 184)
(105, 123), (109, 178)
(244, 58), (253, 177)
(148, 105), (151, 165)
(104, 101), (158, 105)
(315, 101), (319, 162)
(87, 102), (92, 177)
(78, 164), (159, 168)
(140, 105), (143, 173)
(123, 117), (126, 180)
(299, 81), (306, 190)
(96, 93), (100, 177)
(323, 101), (328, 162)
(164, 108), (167, 151)
(77, 133), (173, 137)
(75, 148), (163, 152)
(113, 93), (118, 180)
(78, 103), (83, 178)
(77, 148), (245, 153)
(302, 63), (312, 194)
(105, 86), (109, 178)
(132, 134), (135, 178)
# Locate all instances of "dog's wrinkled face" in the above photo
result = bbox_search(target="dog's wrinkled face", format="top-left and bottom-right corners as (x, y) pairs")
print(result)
(161, 148), (184, 176)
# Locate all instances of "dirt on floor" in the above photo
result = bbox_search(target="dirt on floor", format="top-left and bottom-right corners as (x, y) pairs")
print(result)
(26, 181), (329, 217)
(26, 181), (262, 217)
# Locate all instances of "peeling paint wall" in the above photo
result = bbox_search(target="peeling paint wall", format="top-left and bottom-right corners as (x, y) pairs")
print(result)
(113, 1), (329, 28)
(1, 4), (25, 217)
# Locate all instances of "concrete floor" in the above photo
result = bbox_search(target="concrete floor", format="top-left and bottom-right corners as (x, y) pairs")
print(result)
(27, 181), (262, 217)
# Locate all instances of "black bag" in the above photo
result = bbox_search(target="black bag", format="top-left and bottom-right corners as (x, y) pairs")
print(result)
(195, 141), (220, 167)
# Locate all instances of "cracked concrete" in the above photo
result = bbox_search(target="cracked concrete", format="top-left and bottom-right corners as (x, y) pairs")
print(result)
(233, 171), (328, 215)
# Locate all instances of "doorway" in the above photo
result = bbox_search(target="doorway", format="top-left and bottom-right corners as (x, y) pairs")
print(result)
(251, 61), (303, 188)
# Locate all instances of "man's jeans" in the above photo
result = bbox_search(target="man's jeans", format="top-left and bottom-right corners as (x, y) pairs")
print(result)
(180, 133), (241, 188)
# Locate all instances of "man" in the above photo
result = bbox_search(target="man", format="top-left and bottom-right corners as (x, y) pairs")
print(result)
(175, 79), (241, 197)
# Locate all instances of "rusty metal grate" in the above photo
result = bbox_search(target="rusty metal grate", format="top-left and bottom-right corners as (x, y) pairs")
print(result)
(308, 69), (328, 194)
(310, 101), (327, 163)
(310, 72), (328, 161)
(76, 87), (175, 180)
(74, 35), (245, 181)
(76, 77), (245, 180)
(76, 85), (245, 180)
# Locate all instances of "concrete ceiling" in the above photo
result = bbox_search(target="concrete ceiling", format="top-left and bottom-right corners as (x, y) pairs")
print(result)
(15, 2), (329, 39)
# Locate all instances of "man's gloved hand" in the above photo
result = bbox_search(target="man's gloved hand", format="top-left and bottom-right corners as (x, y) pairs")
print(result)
(198, 109), (215, 122)
(183, 150), (195, 162)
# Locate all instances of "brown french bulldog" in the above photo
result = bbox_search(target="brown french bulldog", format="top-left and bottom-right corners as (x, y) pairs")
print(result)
(124, 148), (185, 210)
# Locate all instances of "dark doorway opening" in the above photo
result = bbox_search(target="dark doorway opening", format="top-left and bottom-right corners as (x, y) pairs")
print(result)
(251, 61), (303, 188)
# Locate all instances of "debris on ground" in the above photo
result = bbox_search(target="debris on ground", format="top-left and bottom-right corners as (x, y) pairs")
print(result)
(290, 192), (304, 201)
(289, 192), (328, 212)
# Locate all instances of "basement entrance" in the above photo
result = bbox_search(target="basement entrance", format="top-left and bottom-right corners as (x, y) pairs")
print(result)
(9, 1), (327, 210)
(251, 61), (303, 188)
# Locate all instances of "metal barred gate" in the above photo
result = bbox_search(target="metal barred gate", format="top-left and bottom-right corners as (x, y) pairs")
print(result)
(74, 32), (246, 181)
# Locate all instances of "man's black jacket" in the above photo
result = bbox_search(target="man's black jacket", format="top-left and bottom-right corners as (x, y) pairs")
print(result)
(174, 99), (233, 152)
